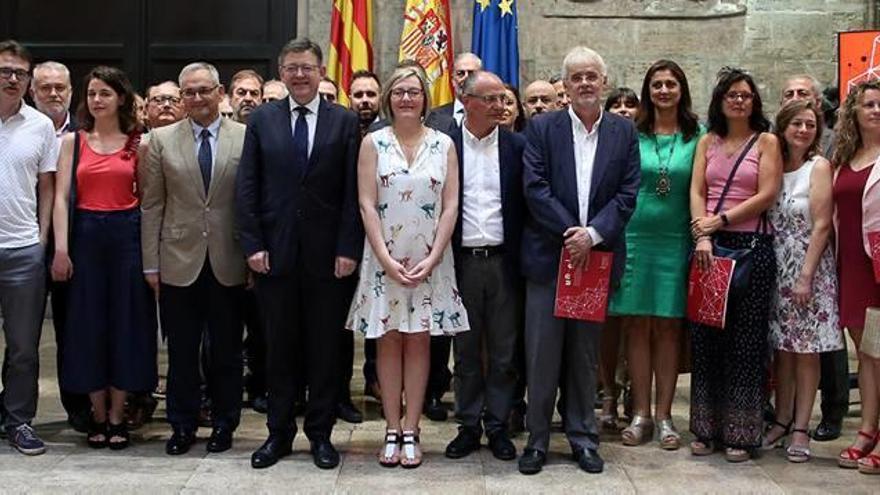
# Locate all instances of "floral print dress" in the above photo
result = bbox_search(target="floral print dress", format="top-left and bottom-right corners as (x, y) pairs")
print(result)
(346, 126), (469, 339)
(768, 156), (842, 353)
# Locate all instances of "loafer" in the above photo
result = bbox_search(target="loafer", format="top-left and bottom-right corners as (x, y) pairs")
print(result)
(445, 427), (481, 459)
(487, 431), (517, 461)
(573, 447), (604, 473)
(206, 427), (233, 453)
(251, 434), (293, 469)
(336, 401), (363, 424)
(423, 397), (448, 421)
(518, 448), (546, 475)
(812, 420), (842, 442)
(310, 439), (340, 469)
(165, 429), (196, 456)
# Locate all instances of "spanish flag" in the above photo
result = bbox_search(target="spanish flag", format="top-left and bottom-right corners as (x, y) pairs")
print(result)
(328, 0), (373, 108)
(399, 0), (455, 108)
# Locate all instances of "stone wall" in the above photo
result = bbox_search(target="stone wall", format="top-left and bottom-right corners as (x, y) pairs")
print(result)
(303, 0), (870, 114)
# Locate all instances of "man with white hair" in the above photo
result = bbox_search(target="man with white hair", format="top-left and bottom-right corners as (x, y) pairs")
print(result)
(518, 46), (640, 475)
(30, 61), (73, 135)
(433, 52), (483, 127)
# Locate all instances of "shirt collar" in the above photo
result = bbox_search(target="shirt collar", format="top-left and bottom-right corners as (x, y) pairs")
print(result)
(453, 98), (464, 116)
(57, 112), (72, 136)
(568, 106), (603, 137)
(1, 100), (27, 124)
(289, 93), (321, 116)
(191, 116), (222, 139)
(463, 124), (498, 147)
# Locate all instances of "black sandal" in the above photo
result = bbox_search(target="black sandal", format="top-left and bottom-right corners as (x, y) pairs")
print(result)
(87, 420), (108, 449)
(107, 422), (130, 450)
(761, 419), (791, 450)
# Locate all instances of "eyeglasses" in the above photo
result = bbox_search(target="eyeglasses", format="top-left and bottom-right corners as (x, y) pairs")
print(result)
(390, 88), (424, 100)
(465, 93), (507, 105)
(0, 67), (30, 81)
(148, 95), (181, 105)
(568, 71), (603, 85)
(280, 64), (318, 76)
(724, 91), (754, 102)
(181, 85), (218, 99)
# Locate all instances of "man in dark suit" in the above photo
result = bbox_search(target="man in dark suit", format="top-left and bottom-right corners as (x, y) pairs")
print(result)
(517, 47), (640, 475)
(236, 38), (362, 470)
(444, 70), (525, 462)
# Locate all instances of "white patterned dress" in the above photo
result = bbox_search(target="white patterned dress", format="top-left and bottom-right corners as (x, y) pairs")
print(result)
(346, 126), (469, 338)
(768, 156), (843, 353)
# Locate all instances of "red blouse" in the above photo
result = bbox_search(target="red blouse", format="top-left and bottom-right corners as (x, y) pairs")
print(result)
(75, 132), (139, 211)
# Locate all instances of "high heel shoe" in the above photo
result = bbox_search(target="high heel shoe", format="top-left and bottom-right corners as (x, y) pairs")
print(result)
(621, 415), (653, 446)
(839, 430), (879, 469)
(761, 419), (791, 450)
(786, 428), (811, 463)
(657, 418), (680, 451)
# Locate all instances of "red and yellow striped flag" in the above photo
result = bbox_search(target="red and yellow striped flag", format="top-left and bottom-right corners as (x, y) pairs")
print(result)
(399, 0), (454, 108)
(328, 0), (373, 108)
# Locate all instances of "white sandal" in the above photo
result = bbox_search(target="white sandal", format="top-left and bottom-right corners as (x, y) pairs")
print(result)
(400, 430), (422, 469)
(378, 429), (400, 467)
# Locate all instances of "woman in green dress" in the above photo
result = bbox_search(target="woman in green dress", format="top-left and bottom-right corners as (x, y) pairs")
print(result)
(608, 60), (703, 449)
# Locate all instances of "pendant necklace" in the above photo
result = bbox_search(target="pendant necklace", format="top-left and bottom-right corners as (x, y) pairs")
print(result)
(653, 133), (676, 197)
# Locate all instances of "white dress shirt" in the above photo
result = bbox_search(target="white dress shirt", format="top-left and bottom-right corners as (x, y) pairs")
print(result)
(453, 98), (465, 127)
(568, 105), (604, 245)
(289, 93), (321, 157)
(461, 125), (504, 247)
(191, 116), (221, 173)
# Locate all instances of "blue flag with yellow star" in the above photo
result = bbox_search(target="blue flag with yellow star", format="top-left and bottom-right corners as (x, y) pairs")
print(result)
(471, 0), (519, 87)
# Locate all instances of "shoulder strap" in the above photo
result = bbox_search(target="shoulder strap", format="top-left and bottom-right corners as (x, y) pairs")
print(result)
(68, 131), (81, 230)
(712, 133), (760, 215)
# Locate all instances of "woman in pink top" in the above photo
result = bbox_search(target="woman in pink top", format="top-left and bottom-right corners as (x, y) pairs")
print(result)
(831, 80), (880, 474)
(688, 68), (783, 462)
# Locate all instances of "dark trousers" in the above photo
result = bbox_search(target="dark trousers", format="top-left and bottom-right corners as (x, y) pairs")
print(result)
(47, 280), (91, 418)
(453, 254), (522, 434)
(336, 277), (357, 404)
(363, 339), (378, 386)
(256, 266), (348, 441)
(161, 263), (244, 432)
(819, 345), (850, 424)
(427, 336), (453, 401)
(242, 289), (266, 400)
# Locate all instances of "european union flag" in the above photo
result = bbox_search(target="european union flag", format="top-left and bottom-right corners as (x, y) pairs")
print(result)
(471, 0), (519, 87)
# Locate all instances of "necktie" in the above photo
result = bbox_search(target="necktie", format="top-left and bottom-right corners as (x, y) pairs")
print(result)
(198, 128), (212, 193)
(293, 106), (309, 175)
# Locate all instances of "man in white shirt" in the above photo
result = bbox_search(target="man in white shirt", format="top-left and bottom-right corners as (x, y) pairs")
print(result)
(519, 46), (640, 475)
(0, 40), (57, 455)
(444, 70), (526, 462)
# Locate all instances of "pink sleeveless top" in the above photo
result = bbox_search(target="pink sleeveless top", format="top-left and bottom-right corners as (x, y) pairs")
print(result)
(75, 132), (139, 211)
(704, 134), (762, 232)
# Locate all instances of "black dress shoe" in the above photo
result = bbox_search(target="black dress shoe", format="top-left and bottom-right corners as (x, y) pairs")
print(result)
(336, 401), (363, 424)
(251, 435), (293, 469)
(573, 448), (604, 474)
(252, 395), (268, 414)
(165, 429), (196, 455)
(518, 448), (546, 475)
(310, 439), (340, 469)
(445, 428), (481, 458)
(206, 427), (233, 453)
(423, 397), (448, 421)
(487, 431), (517, 461)
(812, 420), (843, 442)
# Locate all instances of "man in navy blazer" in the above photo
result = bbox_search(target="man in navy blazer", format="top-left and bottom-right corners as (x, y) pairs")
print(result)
(445, 71), (525, 462)
(236, 38), (363, 470)
(517, 47), (640, 476)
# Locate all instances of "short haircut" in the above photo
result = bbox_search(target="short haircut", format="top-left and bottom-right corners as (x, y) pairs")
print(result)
(381, 67), (431, 123)
(321, 76), (338, 91)
(277, 38), (323, 66)
(146, 80), (179, 98)
(350, 69), (380, 89)
(460, 69), (499, 96)
(230, 69), (264, 92)
(0, 39), (33, 68)
(31, 61), (70, 88)
(562, 46), (607, 80)
(178, 62), (220, 87)
(454, 52), (483, 69)
(549, 75), (562, 85)
(783, 74), (822, 100)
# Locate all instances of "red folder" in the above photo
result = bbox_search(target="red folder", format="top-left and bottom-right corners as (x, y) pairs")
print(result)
(686, 256), (736, 329)
(869, 231), (880, 283)
(554, 249), (613, 322)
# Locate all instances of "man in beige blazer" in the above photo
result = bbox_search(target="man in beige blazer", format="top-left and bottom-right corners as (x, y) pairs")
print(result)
(140, 61), (247, 456)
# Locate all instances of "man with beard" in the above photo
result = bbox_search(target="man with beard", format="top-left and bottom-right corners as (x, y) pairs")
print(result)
(523, 80), (558, 118)
(349, 70), (380, 135)
(145, 81), (185, 130)
(230, 70), (263, 124)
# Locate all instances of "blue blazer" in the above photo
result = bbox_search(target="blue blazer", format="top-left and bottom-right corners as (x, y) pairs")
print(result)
(235, 97), (363, 278)
(451, 126), (526, 281)
(521, 109), (640, 284)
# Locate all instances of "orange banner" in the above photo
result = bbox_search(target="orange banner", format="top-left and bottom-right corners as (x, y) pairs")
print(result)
(839, 30), (880, 103)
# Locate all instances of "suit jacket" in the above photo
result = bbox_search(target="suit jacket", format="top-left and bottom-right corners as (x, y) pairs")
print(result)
(235, 97), (363, 278)
(451, 126), (526, 281)
(140, 117), (247, 287)
(521, 109), (640, 284)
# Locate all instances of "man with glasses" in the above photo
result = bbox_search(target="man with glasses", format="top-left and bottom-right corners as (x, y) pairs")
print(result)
(433, 52), (482, 127)
(229, 70), (263, 124)
(140, 62), (248, 456)
(145, 81), (185, 130)
(523, 79), (558, 118)
(0, 40), (57, 455)
(237, 38), (362, 470)
(444, 70), (525, 462)
(518, 46), (640, 475)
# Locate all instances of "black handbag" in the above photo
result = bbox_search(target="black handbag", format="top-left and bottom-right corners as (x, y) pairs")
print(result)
(67, 131), (81, 250)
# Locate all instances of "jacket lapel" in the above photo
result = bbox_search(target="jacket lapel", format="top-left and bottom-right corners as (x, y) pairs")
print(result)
(498, 128), (512, 209)
(590, 115), (617, 203)
(304, 98), (329, 180)
(555, 111), (579, 219)
(177, 120), (206, 202)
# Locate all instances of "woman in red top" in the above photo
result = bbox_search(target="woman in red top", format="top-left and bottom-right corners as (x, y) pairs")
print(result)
(51, 66), (156, 450)
(832, 80), (880, 474)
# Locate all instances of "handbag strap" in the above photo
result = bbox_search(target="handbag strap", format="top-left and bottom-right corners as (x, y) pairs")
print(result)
(68, 131), (81, 230)
(712, 133), (760, 216)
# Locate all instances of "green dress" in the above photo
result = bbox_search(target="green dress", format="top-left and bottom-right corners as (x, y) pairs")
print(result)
(609, 127), (704, 318)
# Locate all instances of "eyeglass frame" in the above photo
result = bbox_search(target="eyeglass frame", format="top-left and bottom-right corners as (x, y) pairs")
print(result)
(0, 67), (30, 81)
(180, 85), (219, 99)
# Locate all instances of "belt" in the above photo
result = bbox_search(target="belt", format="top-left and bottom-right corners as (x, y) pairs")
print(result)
(462, 245), (504, 257)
